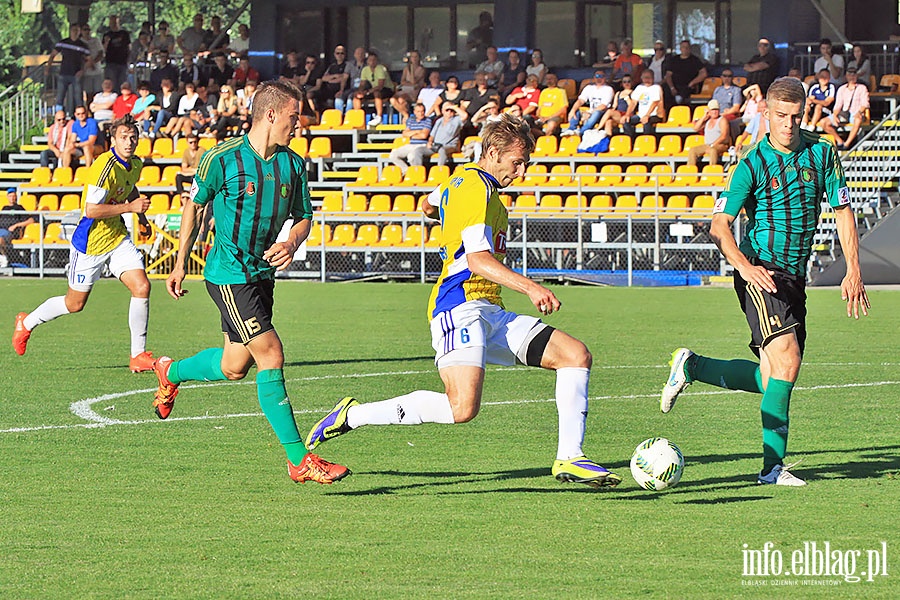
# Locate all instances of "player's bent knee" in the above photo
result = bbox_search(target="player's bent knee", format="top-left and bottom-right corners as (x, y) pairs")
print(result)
(221, 368), (248, 381)
(451, 404), (480, 423)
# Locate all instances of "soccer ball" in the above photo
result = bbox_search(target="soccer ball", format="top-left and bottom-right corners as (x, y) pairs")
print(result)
(630, 437), (684, 491)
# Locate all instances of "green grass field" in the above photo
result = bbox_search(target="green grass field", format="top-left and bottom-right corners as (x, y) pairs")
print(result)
(0, 279), (897, 599)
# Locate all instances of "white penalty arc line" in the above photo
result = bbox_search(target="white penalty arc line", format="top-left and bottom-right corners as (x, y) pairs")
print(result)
(0, 369), (898, 434)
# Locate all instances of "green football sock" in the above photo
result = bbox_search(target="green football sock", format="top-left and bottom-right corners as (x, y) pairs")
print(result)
(760, 378), (793, 474)
(257, 369), (306, 464)
(169, 348), (226, 384)
(688, 355), (763, 393)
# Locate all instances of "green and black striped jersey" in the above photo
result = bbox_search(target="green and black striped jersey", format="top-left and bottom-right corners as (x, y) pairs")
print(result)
(190, 136), (313, 284)
(717, 131), (849, 277)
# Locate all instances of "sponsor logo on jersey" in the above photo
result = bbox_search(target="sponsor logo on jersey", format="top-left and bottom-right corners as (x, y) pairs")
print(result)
(713, 196), (727, 214)
(280, 183), (291, 198)
(264, 171), (275, 180)
(771, 176), (780, 191)
(838, 186), (851, 205)
(246, 181), (256, 196)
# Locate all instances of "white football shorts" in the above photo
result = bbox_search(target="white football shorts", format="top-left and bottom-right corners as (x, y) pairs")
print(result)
(68, 237), (145, 292)
(430, 299), (544, 369)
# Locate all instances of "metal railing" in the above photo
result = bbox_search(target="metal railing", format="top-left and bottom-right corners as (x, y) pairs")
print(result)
(0, 63), (50, 152)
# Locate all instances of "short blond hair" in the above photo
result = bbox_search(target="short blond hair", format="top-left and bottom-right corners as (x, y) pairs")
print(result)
(252, 80), (303, 121)
(480, 114), (535, 157)
(766, 77), (806, 107)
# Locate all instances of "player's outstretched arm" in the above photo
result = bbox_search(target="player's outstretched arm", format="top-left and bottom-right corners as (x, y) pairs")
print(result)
(709, 213), (777, 293)
(834, 205), (870, 318)
(467, 250), (560, 315)
(167, 200), (202, 299)
(263, 218), (311, 271)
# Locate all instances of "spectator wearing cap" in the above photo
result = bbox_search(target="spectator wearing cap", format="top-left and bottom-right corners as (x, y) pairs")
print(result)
(612, 38), (644, 84)
(743, 38), (778, 95)
(821, 66), (869, 150)
(645, 41), (667, 84)
(814, 38), (844, 85)
(561, 70), (613, 137)
(712, 69), (743, 121)
(688, 99), (730, 167)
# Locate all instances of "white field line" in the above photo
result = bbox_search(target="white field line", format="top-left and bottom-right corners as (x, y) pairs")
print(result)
(0, 364), (896, 435)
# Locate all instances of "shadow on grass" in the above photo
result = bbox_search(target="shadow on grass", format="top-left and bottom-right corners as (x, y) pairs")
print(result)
(86, 354), (436, 371)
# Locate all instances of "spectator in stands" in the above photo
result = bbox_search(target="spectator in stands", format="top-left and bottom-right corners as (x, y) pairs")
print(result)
(562, 70), (613, 137)
(815, 38), (844, 84)
(81, 54), (104, 105)
(391, 50), (427, 123)
(598, 75), (635, 138)
(149, 21), (175, 56)
(90, 78), (117, 127)
(735, 98), (768, 154)
(416, 71), (444, 118)
(740, 83), (764, 127)
(387, 102), (433, 174)
(175, 134), (202, 196)
(148, 78), (178, 137)
(431, 75), (463, 117)
(612, 39), (644, 85)
(471, 96), (503, 131)
(802, 69), (836, 130)
(112, 82), (137, 119)
(533, 73), (569, 136)
(505, 73), (541, 117)
(526, 49), (548, 86)
(178, 14), (207, 56)
(461, 72), (498, 127)
(645, 40), (667, 85)
(465, 11), (494, 67)
(47, 23), (90, 115)
(162, 81), (199, 138)
(298, 54), (325, 99)
(339, 47), (367, 112)
(238, 79), (257, 133)
(821, 67), (870, 150)
(743, 38), (778, 95)
(210, 84), (241, 141)
(129, 30), (152, 72)
(178, 53), (201, 89)
(279, 51), (302, 85)
(319, 46), (350, 110)
(847, 45), (872, 88)
(475, 46), (505, 88)
(624, 68), (664, 138)
(664, 40), (707, 107)
(712, 69), (743, 121)
(687, 99), (730, 167)
(208, 52), (235, 88)
(205, 16), (230, 54)
(593, 40), (619, 68)
(230, 24), (250, 57)
(233, 54), (260, 90)
(102, 15), (131, 89)
(419, 102), (466, 167)
(150, 50), (178, 94)
(65, 105), (100, 167)
(79, 23), (103, 64)
(40, 110), (72, 168)
(499, 49), (527, 98)
(131, 81), (156, 134)
(0, 189), (35, 268)
(353, 50), (394, 127)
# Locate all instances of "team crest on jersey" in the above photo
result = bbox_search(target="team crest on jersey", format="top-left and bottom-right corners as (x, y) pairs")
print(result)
(800, 167), (815, 183)
(280, 183), (291, 198)
(246, 181), (256, 196)
(494, 231), (507, 254)
(770, 176), (780, 191)
(115, 186), (125, 198)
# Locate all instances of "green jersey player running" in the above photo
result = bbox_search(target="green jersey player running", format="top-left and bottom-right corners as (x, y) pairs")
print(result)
(661, 77), (870, 486)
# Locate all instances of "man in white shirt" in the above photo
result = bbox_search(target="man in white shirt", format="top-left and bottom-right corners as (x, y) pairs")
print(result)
(624, 69), (664, 137)
(814, 38), (844, 84)
(561, 70), (614, 137)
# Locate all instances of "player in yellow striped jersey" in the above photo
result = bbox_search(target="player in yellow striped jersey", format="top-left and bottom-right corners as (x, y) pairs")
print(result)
(13, 114), (156, 373)
(306, 114), (621, 488)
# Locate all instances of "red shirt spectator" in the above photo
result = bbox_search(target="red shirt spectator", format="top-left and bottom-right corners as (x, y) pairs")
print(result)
(112, 83), (137, 118)
(233, 58), (260, 88)
(505, 74), (541, 115)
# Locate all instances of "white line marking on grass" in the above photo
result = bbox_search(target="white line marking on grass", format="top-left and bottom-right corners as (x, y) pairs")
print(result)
(0, 369), (897, 435)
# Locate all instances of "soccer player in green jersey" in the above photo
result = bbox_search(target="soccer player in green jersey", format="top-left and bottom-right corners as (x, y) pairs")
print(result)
(660, 77), (870, 486)
(150, 80), (349, 485)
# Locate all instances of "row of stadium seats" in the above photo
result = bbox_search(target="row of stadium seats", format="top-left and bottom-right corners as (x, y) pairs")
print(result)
(22, 165), (186, 189)
(11, 222), (69, 245)
(307, 223), (441, 247)
(533, 133), (706, 158)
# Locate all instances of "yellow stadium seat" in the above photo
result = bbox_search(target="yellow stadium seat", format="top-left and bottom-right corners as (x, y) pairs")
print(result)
(400, 224), (426, 247)
(18, 192), (37, 211)
(52, 167), (73, 185)
(352, 224), (380, 246)
(557, 134), (581, 156)
(319, 192), (343, 212)
(402, 165), (427, 186)
(368, 194), (392, 214)
(606, 135), (632, 157)
(392, 194), (416, 212)
(573, 164), (597, 187)
(417, 194), (429, 211)
(138, 166), (160, 186)
(660, 105), (691, 128)
(306, 223), (331, 246)
(539, 194), (563, 212)
(596, 164), (622, 186)
(690, 194), (716, 217)
(59, 194), (81, 211)
(328, 224), (357, 246)
(693, 77), (720, 100)
(513, 194), (537, 212)
(348, 165), (378, 187)
(343, 109), (366, 129)
(73, 166), (90, 185)
(732, 76), (747, 87)
(289, 136), (309, 157)
(588, 194), (613, 214)
(42, 222), (66, 244)
(614, 194), (639, 212)
(311, 109), (343, 130)
(639, 194), (665, 215)
(12, 223), (41, 244)
(545, 164), (573, 186)
(151, 137), (174, 158)
(631, 135), (657, 157)
(557, 78), (577, 101)
(375, 224), (403, 247)
(654, 134), (683, 156)
(160, 165), (180, 187)
(699, 164), (725, 186)
(37, 194), (59, 211)
(198, 138), (216, 151)
(427, 165), (450, 186)
(644, 164), (673, 187)
(170, 194), (181, 211)
(461, 79), (476, 90)
(495, 193), (510, 208)
(345, 193), (368, 212)
(618, 164), (648, 186)
(682, 134), (705, 156)
(667, 165), (700, 187)
(518, 165), (547, 187)
(134, 138), (152, 157)
(147, 194), (171, 214)
(425, 224), (442, 247)
(532, 135), (558, 157)
(308, 137), (332, 158)
(25, 167), (52, 187)
(173, 137), (188, 155)
(564, 194), (588, 210)
(664, 194), (691, 217)
(378, 165), (404, 186)
(691, 106), (707, 122)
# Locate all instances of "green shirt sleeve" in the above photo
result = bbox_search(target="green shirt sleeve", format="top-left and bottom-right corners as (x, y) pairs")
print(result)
(191, 150), (222, 207)
(292, 158), (313, 220)
(823, 142), (850, 208)
(719, 158), (753, 217)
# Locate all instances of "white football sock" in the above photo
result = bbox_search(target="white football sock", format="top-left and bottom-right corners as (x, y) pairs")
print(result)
(129, 297), (149, 357)
(555, 367), (590, 460)
(346, 390), (455, 428)
(23, 296), (69, 331)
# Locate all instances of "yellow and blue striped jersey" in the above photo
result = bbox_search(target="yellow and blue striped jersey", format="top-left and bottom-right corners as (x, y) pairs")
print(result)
(427, 162), (508, 320)
(71, 149), (142, 255)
